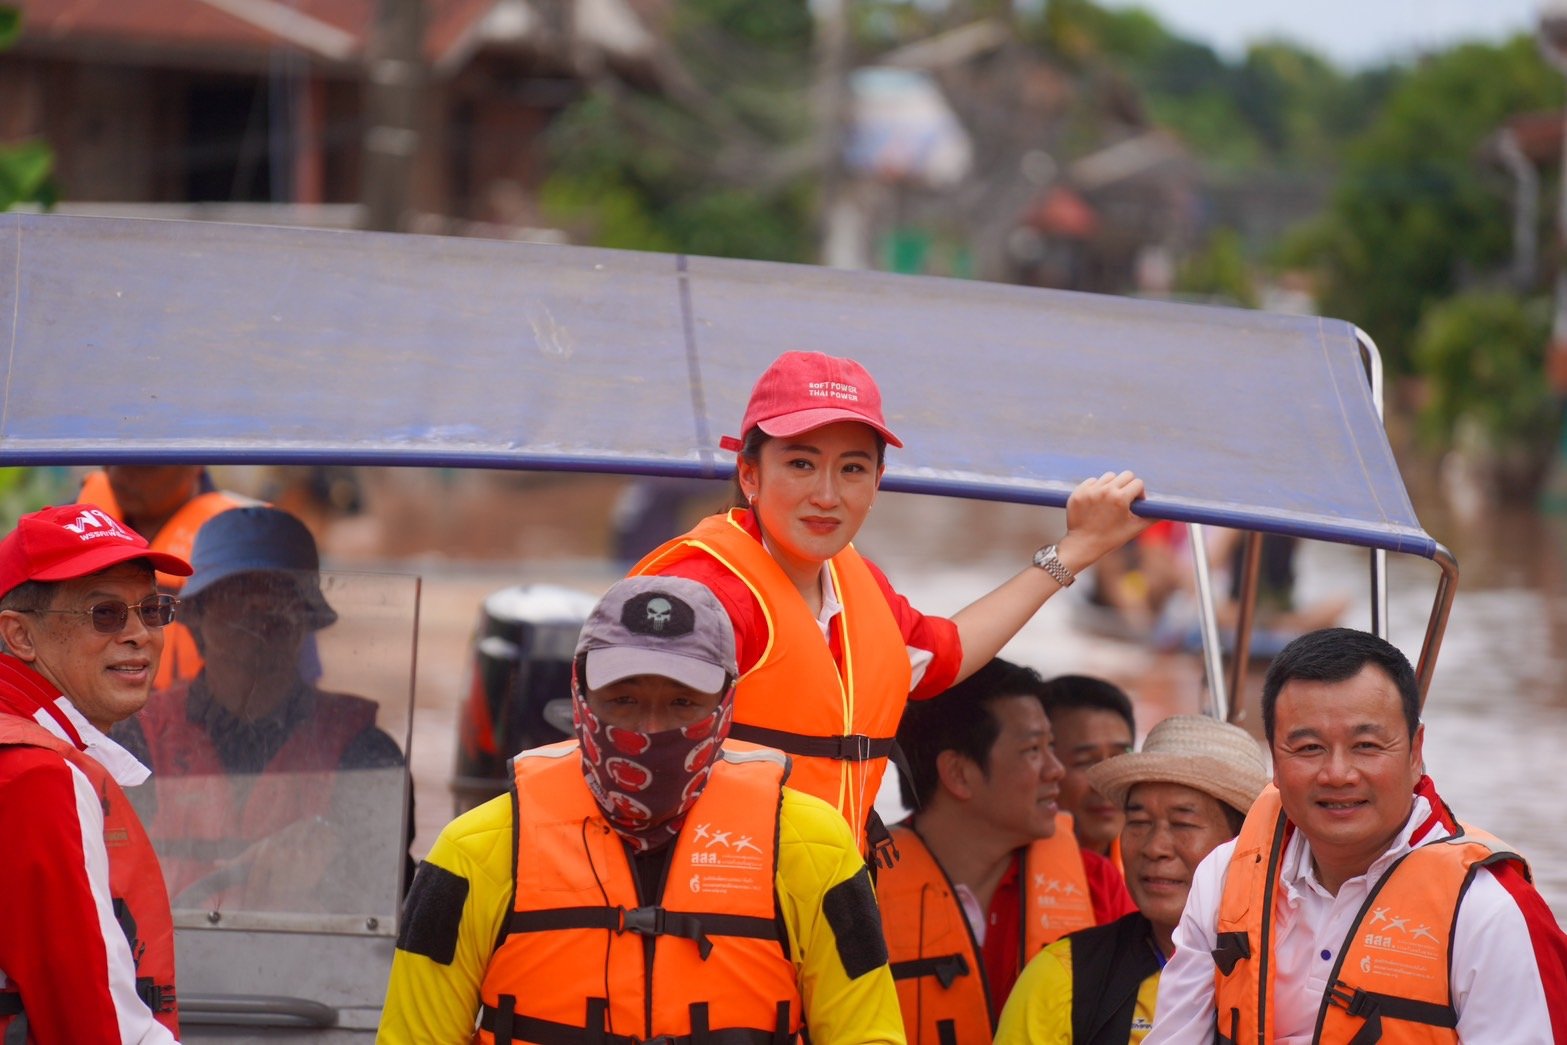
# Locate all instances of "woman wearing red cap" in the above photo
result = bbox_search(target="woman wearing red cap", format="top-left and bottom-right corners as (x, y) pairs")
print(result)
(634, 351), (1148, 859)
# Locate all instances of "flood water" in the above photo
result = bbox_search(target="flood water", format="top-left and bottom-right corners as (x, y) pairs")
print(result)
(389, 474), (1567, 921)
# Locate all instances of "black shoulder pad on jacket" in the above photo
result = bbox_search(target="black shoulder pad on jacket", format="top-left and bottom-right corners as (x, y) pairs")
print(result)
(823, 867), (889, 979)
(395, 861), (470, 965)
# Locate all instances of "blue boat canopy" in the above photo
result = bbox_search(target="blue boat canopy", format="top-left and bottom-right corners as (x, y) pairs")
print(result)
(0, 213), (1434, 558)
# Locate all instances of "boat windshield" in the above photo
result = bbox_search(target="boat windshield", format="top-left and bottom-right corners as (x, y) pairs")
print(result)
(119, 569), (417, 934)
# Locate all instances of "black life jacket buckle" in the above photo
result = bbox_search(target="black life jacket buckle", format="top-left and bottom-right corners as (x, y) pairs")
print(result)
(619, 905), (667, 936)
(1211, 931), (1252, 975)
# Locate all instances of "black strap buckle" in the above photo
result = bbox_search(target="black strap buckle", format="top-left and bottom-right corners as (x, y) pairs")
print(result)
(835, 734), (873, 760)
(1211, 931), (1252, 976)
(135, 978), (177, 1015)
(1334, 983), (1375, 1017)
(620, 906), (666, 936)
(932, 955), (968, 989)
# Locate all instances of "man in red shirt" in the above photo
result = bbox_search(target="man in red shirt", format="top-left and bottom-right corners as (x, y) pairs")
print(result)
(876, 658), (1135, 1043)
(0, 504), (189, 1043)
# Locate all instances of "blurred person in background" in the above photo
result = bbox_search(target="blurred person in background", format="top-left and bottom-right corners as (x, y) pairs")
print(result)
(114, 507), (408, 909)
(994, 715), (1267, 1044)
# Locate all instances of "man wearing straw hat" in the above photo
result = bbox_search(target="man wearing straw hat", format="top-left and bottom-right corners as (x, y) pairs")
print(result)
(1147, 628), (1567, 1044)
(994, 715), (1268, 1044)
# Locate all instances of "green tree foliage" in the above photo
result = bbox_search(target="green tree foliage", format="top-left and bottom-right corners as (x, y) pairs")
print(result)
(1173, 229), (1257, 307)
(0, 5), (57, 211)
(540, 0), (815, 261)
(1296, 37), (1563, 371)
(1412, 292), (1558, 491)
(1031, 0), (1394, 168)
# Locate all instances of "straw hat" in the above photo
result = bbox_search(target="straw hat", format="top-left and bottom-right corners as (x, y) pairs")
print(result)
(1085, 715), (1269, 817)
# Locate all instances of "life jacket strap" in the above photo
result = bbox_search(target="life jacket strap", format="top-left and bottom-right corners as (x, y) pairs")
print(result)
(889, 953), (970, 989)
(507, 906), (782, 961)
(477, 1005), (791, 1045)
(1327, 980), (1458, 1044)
(727, 724), (893, 763)
(135, 977), (177, 1015)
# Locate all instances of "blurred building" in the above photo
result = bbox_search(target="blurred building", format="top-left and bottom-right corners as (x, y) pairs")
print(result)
(836, 18), (1201, 295)
(1, 0), (658, 232)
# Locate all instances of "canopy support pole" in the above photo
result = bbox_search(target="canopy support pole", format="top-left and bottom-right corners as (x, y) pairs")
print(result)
(1415, 544), (1459, 710)
(1190, 523), (1229, 721)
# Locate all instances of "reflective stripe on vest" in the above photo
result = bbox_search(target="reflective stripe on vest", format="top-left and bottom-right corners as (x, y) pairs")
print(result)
(477, 741), (802, 1044)
(1214, 785), (1524, 1045)
(135, 682), (377, 899)
(0, 716), (180, 1041)
(1019, 815), (1097, 955)
(634, 510), (911, 853)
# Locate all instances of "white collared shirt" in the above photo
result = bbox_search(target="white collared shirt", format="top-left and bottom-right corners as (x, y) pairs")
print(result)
(33, 695), (151, 787)
(813, 563), (935, 688)
(1147, 796), (1558, 1044)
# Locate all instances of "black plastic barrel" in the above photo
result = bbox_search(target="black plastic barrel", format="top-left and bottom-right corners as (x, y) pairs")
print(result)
(451, 584), (599, 814)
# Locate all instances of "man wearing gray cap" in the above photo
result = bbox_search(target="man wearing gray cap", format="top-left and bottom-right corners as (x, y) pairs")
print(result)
(380, 575), (905, 1045)
(994, 715), (1268, 1044)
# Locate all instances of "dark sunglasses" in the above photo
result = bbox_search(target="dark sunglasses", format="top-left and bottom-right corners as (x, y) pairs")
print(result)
(25, 594), (180, 634)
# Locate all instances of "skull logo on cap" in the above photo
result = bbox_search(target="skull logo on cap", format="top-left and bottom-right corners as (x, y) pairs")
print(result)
(646, 598), (673, 631)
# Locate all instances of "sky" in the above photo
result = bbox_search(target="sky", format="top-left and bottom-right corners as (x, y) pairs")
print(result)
(1098, 0), (1547, 69)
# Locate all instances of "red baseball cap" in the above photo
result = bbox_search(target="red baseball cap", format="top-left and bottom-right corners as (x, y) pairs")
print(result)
(718, 351), (903, 452)
(0, 504), (192, 598)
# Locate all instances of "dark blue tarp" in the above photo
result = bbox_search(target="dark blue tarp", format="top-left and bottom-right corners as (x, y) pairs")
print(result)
(0, 213), (1434, 557)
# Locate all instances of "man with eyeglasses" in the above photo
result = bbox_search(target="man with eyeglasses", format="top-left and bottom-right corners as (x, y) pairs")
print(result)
(0, 504), (188, 1043)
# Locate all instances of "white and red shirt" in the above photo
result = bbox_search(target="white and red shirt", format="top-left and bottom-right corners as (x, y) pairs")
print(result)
(1148, 787), (1567, 1044)
(0, 657), (178, 1044)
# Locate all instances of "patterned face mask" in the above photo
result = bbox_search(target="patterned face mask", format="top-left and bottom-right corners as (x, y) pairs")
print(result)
(572, 665), (736, 853)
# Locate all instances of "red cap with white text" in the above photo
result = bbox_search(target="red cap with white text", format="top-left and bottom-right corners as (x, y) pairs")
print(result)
(718, 351), (902, 452)
(0, 504), (192, 599)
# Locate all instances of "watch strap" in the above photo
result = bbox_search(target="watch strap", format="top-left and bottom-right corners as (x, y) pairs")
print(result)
(1032, 544), (1076, 588)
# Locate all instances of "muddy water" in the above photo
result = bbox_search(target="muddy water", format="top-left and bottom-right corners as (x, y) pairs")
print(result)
(364, 475), (1567, 920)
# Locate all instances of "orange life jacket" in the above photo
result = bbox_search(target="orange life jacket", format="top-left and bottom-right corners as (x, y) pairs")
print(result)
(634, 510), (910, 854)
(878, 818), (1095, 1043)
(477, 740), (803, 1045)
(1213, 784), (1526, 1045)
(79, 470), (254, 688)
(133, 681), (377, 901)
(0, 716), (180, 1040)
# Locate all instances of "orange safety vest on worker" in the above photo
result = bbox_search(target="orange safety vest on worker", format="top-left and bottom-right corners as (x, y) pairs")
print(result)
(133, 681), (377, 898)
(879, 818), (1096, 1043)
(1213, 785), (1525, 1045)
(78, 470), (253, 687)
(476, 740), (803, 1044)
(634, 510), (910, 854)
(0, 716), (180, 1040)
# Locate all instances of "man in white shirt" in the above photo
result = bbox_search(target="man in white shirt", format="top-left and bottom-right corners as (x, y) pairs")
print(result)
(1148, 627), (1567, 1044)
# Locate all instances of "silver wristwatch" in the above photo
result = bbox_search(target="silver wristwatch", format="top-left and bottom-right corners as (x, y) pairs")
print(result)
(1032, 544), (1076, 587)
